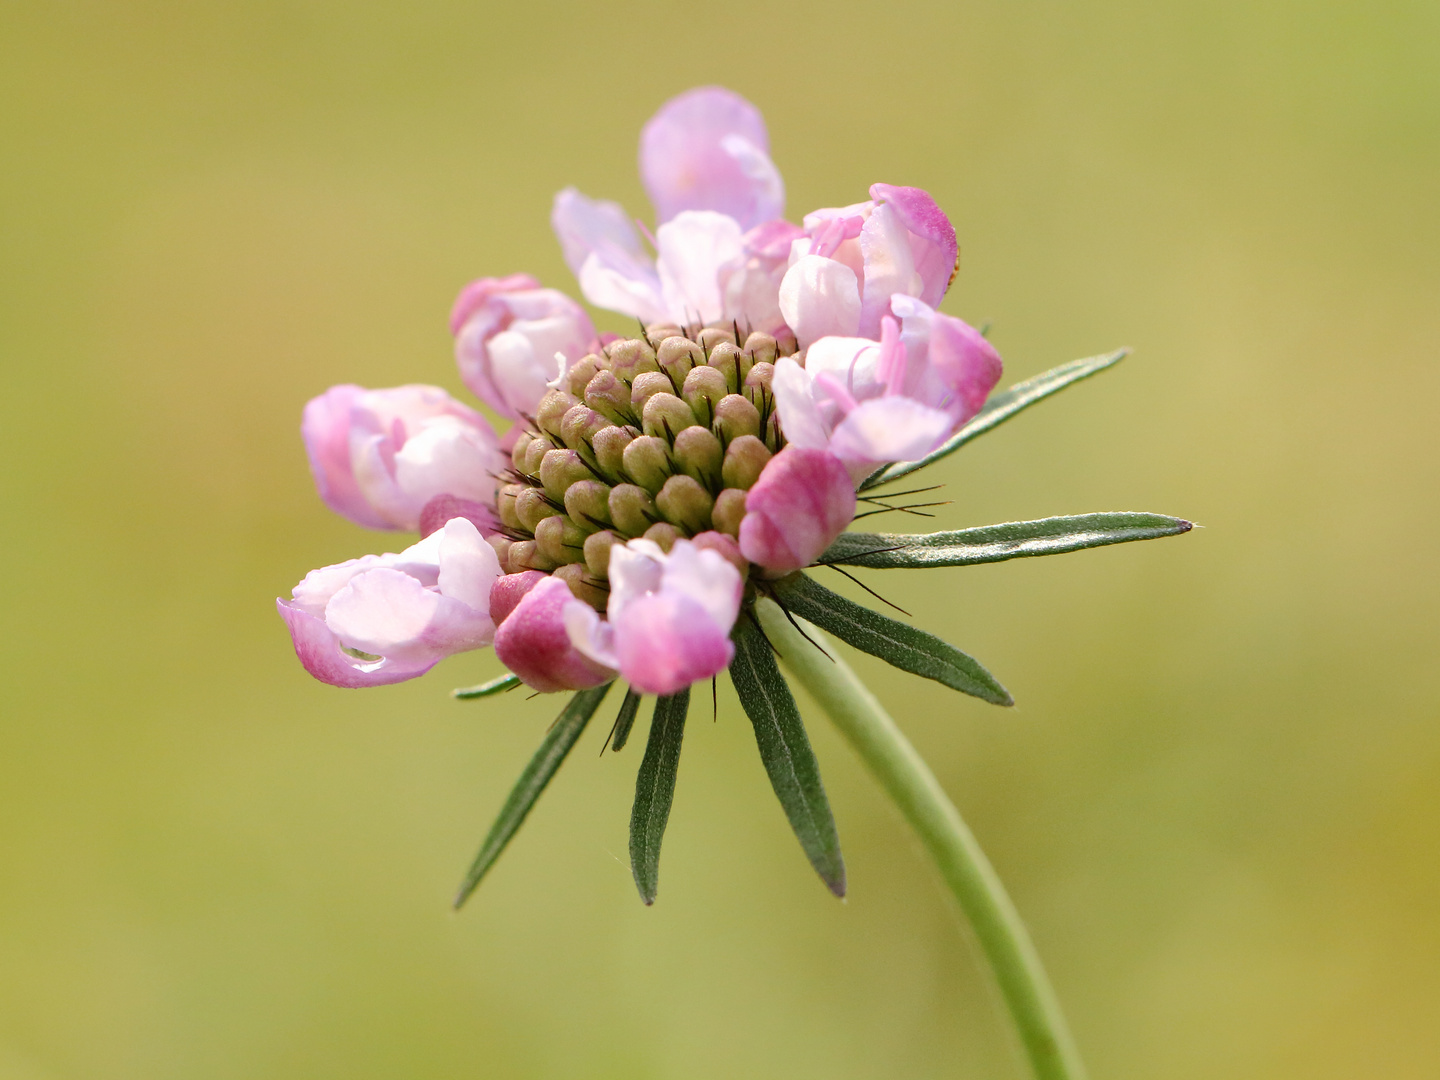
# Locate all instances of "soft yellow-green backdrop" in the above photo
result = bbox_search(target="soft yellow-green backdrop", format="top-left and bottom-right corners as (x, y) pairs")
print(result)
(2, 2), (1436, 1077)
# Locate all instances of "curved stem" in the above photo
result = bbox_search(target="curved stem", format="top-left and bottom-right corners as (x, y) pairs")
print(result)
(756, 598), (1088, 1080)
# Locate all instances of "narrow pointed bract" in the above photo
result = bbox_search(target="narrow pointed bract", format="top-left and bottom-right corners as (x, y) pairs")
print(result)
(629, 690), (691, 904)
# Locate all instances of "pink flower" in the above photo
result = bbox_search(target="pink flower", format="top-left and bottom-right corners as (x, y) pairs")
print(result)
(277, 518), (502, 688)
(738, 447), (857, 574)
(303, 384), (505, 531)
(551, 87), (789, 330)
(451, 274), (597, 420)
(492, 575), (617, 693)
(779, 184), (959, 347)
(564, 538), (744, 696)
(771, 301), (1002, 477)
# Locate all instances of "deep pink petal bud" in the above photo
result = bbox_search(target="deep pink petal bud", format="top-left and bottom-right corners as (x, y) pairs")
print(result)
(493, 576), (616, 693)
(419, 494), (496, 539)
(489, 569), (548, 624)
(302, 384), (503, 532)
(738, 447), (856, 573)
(452, 276), (597, 420)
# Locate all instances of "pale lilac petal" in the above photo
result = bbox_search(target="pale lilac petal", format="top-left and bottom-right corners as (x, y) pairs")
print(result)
(277, 599), (438, 688)
(390, 416), (504, 526)
(577, 254), (668, 324)
(656, 211), (745, 325)
(739, 447), (857, 573)
(922, 310), (1004, 422)
(290, 554), (385, 616)
(639, 86), (783, 229)
(605, 540), (667, 619)
(778, 255), (861, 349)
(324, 566), (492, 663)
(857, 203), (922, 338)
(826, 396), (953, 464)
(449, 273), (542, 336)
(436, 517), (501, 612)
(302, 385), (390, 529)
(552, 187), (646, 276)
(657, 542), (743, 631)
(870, 183), (958, 308)
(770, 358), (829, 451)
(493, 577), (616, 693)
(613, 593), (735, 696)
(563, 600), (618, 670)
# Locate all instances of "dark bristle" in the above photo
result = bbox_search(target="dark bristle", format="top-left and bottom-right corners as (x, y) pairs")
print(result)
(824, 564), (912, 617)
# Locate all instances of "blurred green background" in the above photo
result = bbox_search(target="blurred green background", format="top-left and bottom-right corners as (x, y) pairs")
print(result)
(2, 1), (1436, 1077)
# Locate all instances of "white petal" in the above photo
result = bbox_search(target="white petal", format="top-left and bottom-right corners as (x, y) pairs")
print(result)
(777, 255), (861, 349)
(605, 540), (666, 619)
(826, 397), (953, 464)
(436, 517), (500, 613)
(660, 542), (743, 631)
(656, 211), (745, 325)
(325, 567), (446, 661)
(564, 600), (619, 669)
(770, 358), (830, 450)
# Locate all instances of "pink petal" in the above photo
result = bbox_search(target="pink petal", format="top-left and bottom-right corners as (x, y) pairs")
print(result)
(639, 86), (784, 230)
(302, 385), (390, 530)
(489, 570), (548, 625)
(277, 599), (438, 689)
(449, 273), (542, 336)
(739, 447), (857, 573)
(493, 577), (616, 693)
(419, 494), (496, 539)
(613, 592), (735, 696)
(826, 396), (953, 464)
(869, 183), (957, 309)
(436, 517), (502, 612)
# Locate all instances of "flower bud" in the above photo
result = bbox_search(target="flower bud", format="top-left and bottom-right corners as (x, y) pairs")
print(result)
(584, 369), (634, 425)
(583, 529), (620, 578)
(488, 534), (513, 574)
(563, 479), (613, 528)
(591, 424), (634, 481)
(713, 393), (761, 441)
(657, 336), (703, 380)
(560, 404), (610, 455)
(706, 341), (741, 391)
(489, 569), (548, 624)
(622, 435), (672, 493)
(511, 430), (537, 473)
(774, 325), (799, 356)
(697, 326), (736, 352)
(539, 447), (592, 501)
(672, 426), (723, 489)
(419, 494), (496, 539)
(552, 562), (609, 610)
(642, 392), (699, 440)
(745, 361), (775, 394)
(721, 434), (772, 490)
(711, 488), (747, 538)
(681, 365), (728, 426)
(565, 353), (602, 397)
(497, 483), (524, 530)
(646, 324), (684, 350)
(690, 530), (749, 580)
(630, 371), (676, 412)
(609, 483), (658, 536)
(515, 486), (561, 532)
(643, 522), (681, 552)
(657, 474), (714, 534)
(493, 576), (615, 693)
(739, 447), (857, 574)
(534, 514), (588, 566)
(607, 338), (660, 382)
(536, 389), (580, 439)
(508, 539), (559, 572)
(743, 331), (777, 365)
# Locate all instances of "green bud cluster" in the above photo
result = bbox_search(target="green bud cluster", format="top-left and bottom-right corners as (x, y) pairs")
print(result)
(493, 323), (798, 606)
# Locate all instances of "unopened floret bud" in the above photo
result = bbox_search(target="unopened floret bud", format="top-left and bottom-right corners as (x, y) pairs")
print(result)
(657, 336), (703, 380)
(591, 424), (634, 481)
(609, 483), (658, 536)
(690, 530), (749, 580)
(584, 370), (634, 425)
(681, 365), (728, 426)
(711, 488), (748, 538)
(630, 371), (675, 411)
(561, 404), (610, 454)
(642, 392), (699, 440)
(656, 474), (714, 535)
(552, 562), (608, 610)
(508, 539), (559, 572)
(515, 486), (560, 531)
(697, 326), (736, 352)
(643, 522), (680, 552)
(621, 435), (671, 493)
(607, 338), (659, 382)
(539, 447), (592, 500)
(706, 341), (742, 391)
(742, 332), (778, 365)
(520, 434), (549, 476)
(487, 534), (513, 574)
(566, 354), (602, 397)
(721, 434), (772, 490)
(672, 426), (723, 489)
(498, 483), (524, 529)
(536, 389), (580, 439)
(583, 529), (620, 578)
(564, 479), (613, 529)
(645, 324), (684, 350)
(534, 514), (588, 566)
(511, 430), (537, 473)
(714, 394), (761, 441)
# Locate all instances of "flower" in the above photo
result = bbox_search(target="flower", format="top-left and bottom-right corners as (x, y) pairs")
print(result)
(277, 518), (502, 687)
(302, 384), (504, 531)
(564, 536), (745, 696)
(491, 574), (617, 693)
(738, 447), (857, 574)
(779, 184), (960, 347)
(451, 273), (597, 421)
(771, 300), (1002, 478)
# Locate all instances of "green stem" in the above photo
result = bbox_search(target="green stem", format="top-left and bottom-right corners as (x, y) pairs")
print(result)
(757, 598), (1088, 1080)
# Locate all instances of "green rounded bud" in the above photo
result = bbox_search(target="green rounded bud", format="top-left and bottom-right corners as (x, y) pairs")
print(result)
(536, 389), (580, 439)
(539, 447), (592, 500)
(657, 336), (703, 380)
(607, 338), (659, 382)
(508, 539), (558, 572)
(497, 483), (525, 530)
(563, 479), (613, 529)
(515, 486), (560, 532)
(742, 331), (778, 365)
(630, 371), (675, 412)
(622, 434), (672, 493)
(714, 393), (761, 441)
(721, 434), (772, 490)
(609, 483), (658, 536)
(672, 426), (723, 489)
(520, 434), (550, 477)
(591, 424), (635, 481)
(697, 326), (736, 352)
(643, 522), (680, 552)
(552, 561), (608, 610)
(642, 392), (699, 440)
(681, 365), (728, 426)
(656, 474), (714, 534)
(706, 341), (742, 391)
(775, 326), (799, 356)
(584, 369), (634, 425)
(534, 514), (588, 566)
(711, 488), (748, 538)
(560, 404), (609, 453)
(487, 534), (514, 574)
(745, 360), (775, 393)
(583, 529), (619, 578)
(510, 430), (536, 473)
(645, 324), (684, 350)
(566, 354), (602, 397)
